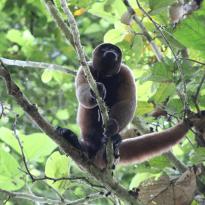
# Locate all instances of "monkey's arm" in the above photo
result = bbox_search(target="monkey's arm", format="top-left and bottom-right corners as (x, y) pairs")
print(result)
(119, 121), (190, 165)
(105, 66), (136, 136)
(75, 68), (97, 109)
(75, 67), (106, 109)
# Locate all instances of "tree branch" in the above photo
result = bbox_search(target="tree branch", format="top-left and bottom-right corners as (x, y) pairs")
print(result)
(122, 0), (164, 62)
(135, 0), (189, 113)
(0, 57), (76, 75)
(59, 0), (114, 169)
(0, 188), (68, 204)
(0, 188), (105, 205)
(0, 62), (141, 205)
(43, 0), (75, 48)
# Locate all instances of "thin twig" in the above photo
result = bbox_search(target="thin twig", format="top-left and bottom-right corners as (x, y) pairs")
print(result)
(0, 101), (4, 119)
(164, 152), (186, 173)
(178, 57), (205, 66)
(33, 175), (105, 190)
(67, 192), (106, 205)
(123, 0), (163, 62)
(12, 106), (104, 190)
(0, 57), (76, 75)
(0, 189), (68, 204)
(12, 115), (35, 181)
(192, 71), (205, 113)
(0, 188), (105, 205)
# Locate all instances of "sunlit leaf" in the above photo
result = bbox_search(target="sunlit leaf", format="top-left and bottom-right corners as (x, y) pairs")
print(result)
(0, 127), (57, 162)
(45, 151), (71, 192)
(0, 150), (24, 191)
(41, 69), (53, 83)
(56, 109), (70, 120)
(104, 29), (124, 44)
(151, 83), (176, 103)
(74, 8), (86, 16)
(137, 101), (154, 115)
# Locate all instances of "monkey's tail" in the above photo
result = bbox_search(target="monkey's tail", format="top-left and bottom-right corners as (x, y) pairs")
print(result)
(119, 121), (190, 165)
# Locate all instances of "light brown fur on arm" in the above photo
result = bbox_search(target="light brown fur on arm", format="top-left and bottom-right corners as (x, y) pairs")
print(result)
(75, 67), (97, 109)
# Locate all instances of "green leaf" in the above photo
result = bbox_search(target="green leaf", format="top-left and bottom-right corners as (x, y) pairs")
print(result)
(0, 0), (6, 10)
(149, 0), (175, 11)
(104, 29), (124, 44)
(41, 69), (53, 83)
(129, 172), (161, 189)
(23, 133), (58, 161)
(88, 2), (115, 22)
(174, 7), (205, 52)
(45, 151), (71, 192)
(190, 148), (205, 164)
(137, 101), (154, 115)
(56, 109), (70, 120)
(0, 127), (20, 153)
(151, 83), (176, 103)
(6, 29), (24, 45)
(167, 98), (183, 113)
(143, 62), (173, 82)
(149, 156), (171, 170)
(0, 127), (57, 162)
(0, 150), (24, 191)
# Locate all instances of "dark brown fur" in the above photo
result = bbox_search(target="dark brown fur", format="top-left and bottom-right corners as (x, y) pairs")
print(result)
(76, 53), (136, 155)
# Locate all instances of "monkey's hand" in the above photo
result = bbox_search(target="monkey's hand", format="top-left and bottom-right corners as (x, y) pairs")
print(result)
(56, 127), (81, 150)
(111, 134), (122, 160)
(103, 118), (121, 160)
(90, 82), (106, 100)
(184, 110), (205, 131)
(104, 118), (119, 138)
(187, 111), (205, 132)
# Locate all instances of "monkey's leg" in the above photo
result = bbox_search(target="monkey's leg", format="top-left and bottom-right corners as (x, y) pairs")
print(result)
(108, 100), (136, 135)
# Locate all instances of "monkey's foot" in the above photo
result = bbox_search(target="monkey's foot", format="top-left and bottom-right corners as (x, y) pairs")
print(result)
(101, 133), (122, 159)
(56, 127), (81, 149)
(111, 134), (122, 159)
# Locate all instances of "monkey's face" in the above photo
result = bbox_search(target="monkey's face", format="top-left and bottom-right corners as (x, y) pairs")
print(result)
(92, 43), (122, 78)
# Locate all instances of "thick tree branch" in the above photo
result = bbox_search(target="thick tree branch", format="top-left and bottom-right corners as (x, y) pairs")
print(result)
(0, 63), (141, 205)
(0, 58), (76, 75)
(43, 0), (75, 48)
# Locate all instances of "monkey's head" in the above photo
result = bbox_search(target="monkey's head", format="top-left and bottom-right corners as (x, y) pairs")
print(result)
(92, 43), (122, 78)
